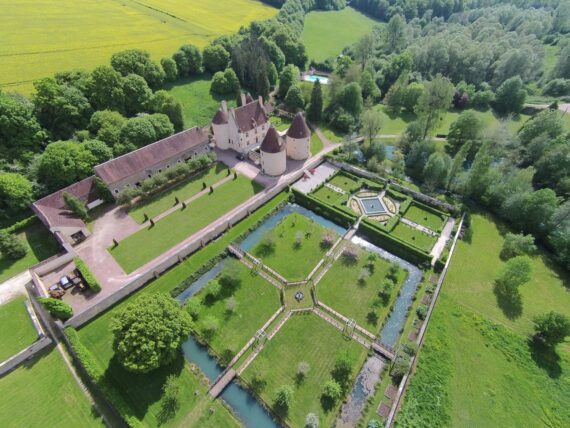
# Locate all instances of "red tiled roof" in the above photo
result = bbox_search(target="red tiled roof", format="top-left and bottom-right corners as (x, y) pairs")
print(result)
(213, 109), (228, 125)
(32, 176), (97, 230)
(286, 112), (310, 139)
(94, 127), (209, 185)
(260, 127), (284, 153)
(233, 100), (268, 133)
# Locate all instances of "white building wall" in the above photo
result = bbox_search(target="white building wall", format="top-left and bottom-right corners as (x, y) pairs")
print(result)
(213, 123), (230, 150)
(261, 150), (286, 176)
(286, 136), (310, 160)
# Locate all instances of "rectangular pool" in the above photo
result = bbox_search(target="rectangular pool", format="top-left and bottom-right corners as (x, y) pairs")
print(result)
(303, 74), (329, 84)
(359, 197), (387, 215)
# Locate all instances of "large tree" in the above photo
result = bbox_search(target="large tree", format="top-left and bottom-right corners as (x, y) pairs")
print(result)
(89, 66), (125, 112)
(172, 44), (202, 77)
(278, 64), (299, 98)
(494, 76), (526, 115)
(0, 173), (34, 214)
(423, 152), (452, 190)
(360, 109), (383, 143)
(111, 294), (192, 373)
(338, 82), (363, 118)
(122, 74), (153, 116)
(307, 79), (323, 122)
(533, 311), (570, 348)
(111, 49), (165, 88)
(203, 44), (230, 73)
(285, 85), (304, 110)
(0, 93), (45, 159)
(385, 14), (406, 53)
(414, 74), (454, 139)
(89, 110), (127, 147)
(447, 110), (484, 154)
(149, 91), (184, 132)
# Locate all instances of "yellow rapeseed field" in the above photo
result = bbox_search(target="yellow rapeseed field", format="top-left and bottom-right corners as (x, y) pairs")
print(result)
(0, 0), (276, 94)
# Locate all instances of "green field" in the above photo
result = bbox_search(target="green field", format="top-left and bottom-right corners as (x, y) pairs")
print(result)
(0, 297), (37, 361)
(0, 222), (60, 283)
(188, 261), (281, 363)
(0, 0), (276, 94)
(391, 222), (437, 252)
(403, 204), (446, 232)
(251, 212), (337, 280)
(317, 247), (407, 332)
(312, 186), (346, 205)
(0, 348), (104, 427)
(328, 173), (361, 192)
(301, 7), (378, 62)
(129, 163), (228, 223)
(110, 175), (262, 272)
(165, 75), (237, 128)
(310, 133), (324, 155)
(397, 213), (570, 426)
(241, 313), (368, 427)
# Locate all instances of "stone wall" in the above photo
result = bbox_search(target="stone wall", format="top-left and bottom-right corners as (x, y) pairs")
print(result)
(0, 336), (53, 377)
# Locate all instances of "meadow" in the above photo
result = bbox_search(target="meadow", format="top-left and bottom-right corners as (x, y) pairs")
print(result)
(301, 7), (378, 62)
(0, 296), (38, 361)
(0, 0), (276, 94)
(0, 349), (104, 427)
(396, 213), (570, 426)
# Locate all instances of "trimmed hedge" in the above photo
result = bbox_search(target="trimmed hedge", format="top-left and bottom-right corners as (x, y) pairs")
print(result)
(384, 214), (400, 232)
(292, 188), (357, 228)
(74, 257), (101, 292)
(234, 200), (289, 244)
(38, 297), (73, 320)
(385, 187), (408, 201)
(170, 252), (228, 297)
(1, 215), (38, 234)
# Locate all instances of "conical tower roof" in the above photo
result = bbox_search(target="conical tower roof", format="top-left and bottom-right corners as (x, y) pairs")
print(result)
(260, 127), (284, 153)
(286, 113), (310, 139)
(212, 108), (228, 125)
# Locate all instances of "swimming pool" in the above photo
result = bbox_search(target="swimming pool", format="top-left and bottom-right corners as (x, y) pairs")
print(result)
(303, 74), (329, 84)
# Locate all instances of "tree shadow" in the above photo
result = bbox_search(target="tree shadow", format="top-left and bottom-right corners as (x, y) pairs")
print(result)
(528, 336), (562, 379)
(272, 402), (289, 419)
(320, 394), (336, 412)
(493, 283), (523, 320)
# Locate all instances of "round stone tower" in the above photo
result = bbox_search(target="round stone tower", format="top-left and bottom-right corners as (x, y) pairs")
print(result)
(286, 112), (311, 160)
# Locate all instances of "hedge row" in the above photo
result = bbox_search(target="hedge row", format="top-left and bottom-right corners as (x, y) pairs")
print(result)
(1, 215), (38, 234)
(408, 199), (450, 222)
(385, 187), (408, 202)
(170, 252), (228, 298)
(64, 327), (139, 427)
(292, 188), (357, 228)
(74, 257), (101, 292)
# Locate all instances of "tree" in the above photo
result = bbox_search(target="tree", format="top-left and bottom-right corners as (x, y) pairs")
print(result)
(552, 45), (570, 79)
(423, 152), (452, 190)
(0, 231), (27, 260)
(119, 116), (156, 150)
(148, 114), (175, 140)
(274, 385), (294, 409)
(0, 173), (34, 214)
(89, 66), (125, 112)
(360, 109), (383, 143)
(211, 68), (240, 95)
(501, 233), (536, 260)
(533, 312), (570, 347)
(160, 375), (181, 421)
(89, 110), (127, 147)
(355, 33), (375, 67)
(495, 256), (532, 295)
(110, 49), (165, 88)
(0, 93), (45, 159)
(447, 141), (471, 191)
(466, 141), (493, 198)
(37, 297), (73, 320)
(385, 14), (406, 53)
(447, 111), (483, 154)
(160, 58), (178, 82)
(332, 350), (353, 387)
(339, 82), (363, 117)
(111, 294), (192, 373)
(172, 44), (202, 76)
(296, 361), (310, 381)
(278, 64), (299, 98)
(285, 85), (304, 110)
(414, 75), (454, 139)
(149, 90), (184, 132)
(122, 74), (152, 116)
(360, 69), (381, 101)
(307, 79), (323, 122)
(401, 82), (424, 113)
(322, 379), (342, 402)
(256, 63), (271, 102)
(305, 412), (319, 428)
(494, 76), (526, 115)
(203, 44), (230, 73)
(63, 192), (88, 220)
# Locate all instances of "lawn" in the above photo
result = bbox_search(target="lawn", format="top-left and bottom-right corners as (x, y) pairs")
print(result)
(188, 261), (281, 363)
(301, 7), (378, 62)
(0, 296), (37, 361)
(241, 313), (368, 427)
(403, 204), (446, 232)
(310, 133), (324, 155)
(396, 212), (570, 426)
(328, 173), (361, 192)
(0, 221), (60, 283)
(270, 115), (292, 132)
(129, 163), (229, 223)
(317, 246), (407, 332)
(110, 175), (263, 273)
(250, 212), (338, 280)
(391, 222), (437, 252)
(0, 348), (104, 427)
(165, 75), (237, 128)
(0, 0), (276, 94)
(312, 186), (345, 206)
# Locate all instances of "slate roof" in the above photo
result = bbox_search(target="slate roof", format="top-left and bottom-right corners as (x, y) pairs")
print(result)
(212, 109), (228, 125)
(233, 100), (268, 133)
(286, 112), (311, 139)
(260, 127), (285, 153)
(94, 127), (209, 185)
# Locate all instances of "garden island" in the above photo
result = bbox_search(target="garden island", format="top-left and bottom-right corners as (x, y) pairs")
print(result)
(0, 1), (569, 428)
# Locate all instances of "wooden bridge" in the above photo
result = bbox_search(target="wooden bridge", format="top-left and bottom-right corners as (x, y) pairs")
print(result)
(208, 368), (236, 397)
(372, 342), (396, 361)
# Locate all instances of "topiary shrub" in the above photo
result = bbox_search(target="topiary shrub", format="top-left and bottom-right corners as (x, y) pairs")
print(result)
(74, 257), (101, 292)
(0, 231), (28, 260)
(38, 297), (73, 320)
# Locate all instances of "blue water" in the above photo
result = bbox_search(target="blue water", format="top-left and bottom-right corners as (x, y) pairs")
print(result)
(239, 203), (347, 251)
(304, 74), (329, 84)
(385, 145), (395, 160)
(350, 236), (423, 348)
(176, 260), (226, 304)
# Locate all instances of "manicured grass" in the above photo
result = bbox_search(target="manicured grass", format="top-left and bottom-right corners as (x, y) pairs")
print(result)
(397, 212), (570, 426)
(0, 296), (37, 361)
(129, 163), (228, 223)
(317, 246), (407, 333)
(241, 313), (368, 427)
(165, 75), (237, 128)
(188, 261), (281, 363)
(328, 173), (361, 192)
(310, 132), (324, 155)
(270, 115), (292, 132)
(0, 0), (276, 94)
(301, 7), (378, 62)
(318, 122), (345, 143)
(251, 212), (337, 280)
(0, 348), (104, 427)
(312, 186), (345, 205)
(403, 204), (446, 232)
(0, 222), (59, 283)
(391, 222), (437, 252)
(110, 175), (263, 273)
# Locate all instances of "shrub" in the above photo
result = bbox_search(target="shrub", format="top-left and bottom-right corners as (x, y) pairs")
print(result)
(297, 361), (310, 381)
(0, 231), (28, 259)
(63, 192), (88, 220)
(185, 298), (201, 320)
(533, 311), (570, 347)
(402, 342), (418, 357)
(274, 385), (294, 409)
(74, 257), (101, 292)
(160, 375), (181, 421)
(38, 297), (73, 320)
(500, 233), (536, 260)
(294, 231), (304, 249)
(341, 247), (359, 265)
(367, 419), (382, 428)
(205, 280), (222, 301)
(387, 263), (400, 281)
(305, 412), (319, 428)
(416, 304), (428, 320)
(201, 315), (219, 337)
(320, 233), (335, 250)
(322, 379), (342, 402)
(391, 354), (410, 383)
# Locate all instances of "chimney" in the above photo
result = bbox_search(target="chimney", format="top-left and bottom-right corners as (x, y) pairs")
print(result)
(240, 93), (246, 106)
(221, 100), (228, 113)
(258, 95), (263, 106)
